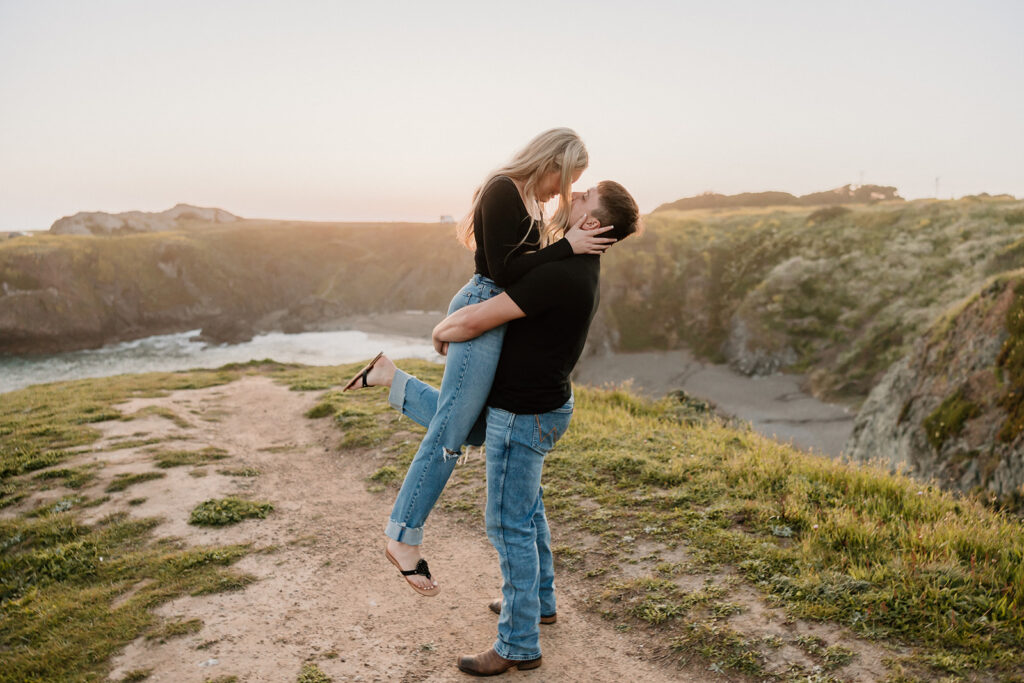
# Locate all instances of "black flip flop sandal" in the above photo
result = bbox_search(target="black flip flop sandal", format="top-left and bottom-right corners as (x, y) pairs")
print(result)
(385, 546), (440, 597)
(342, 351), (384, 392)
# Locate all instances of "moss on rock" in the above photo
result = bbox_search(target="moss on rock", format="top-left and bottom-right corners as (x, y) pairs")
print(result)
(923, 386), (980, 451)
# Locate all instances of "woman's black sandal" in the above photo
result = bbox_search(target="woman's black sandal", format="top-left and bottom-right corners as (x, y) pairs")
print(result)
(385, 546), (440, 597)
(342, 351), (384, 392)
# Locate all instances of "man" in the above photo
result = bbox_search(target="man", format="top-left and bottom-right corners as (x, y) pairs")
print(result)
(436, 179), (634, 675)
(354, 180), (640, 675)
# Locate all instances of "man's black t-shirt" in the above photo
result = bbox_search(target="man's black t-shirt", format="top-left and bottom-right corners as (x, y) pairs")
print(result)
(488, 255), (600, 414)
(472, 176), (573, 288)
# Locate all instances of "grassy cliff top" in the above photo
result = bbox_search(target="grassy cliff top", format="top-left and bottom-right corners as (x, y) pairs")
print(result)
(1, 361), (1022, 680)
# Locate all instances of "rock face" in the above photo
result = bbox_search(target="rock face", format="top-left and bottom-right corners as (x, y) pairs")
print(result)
(49, 204), (239, 235)
(845, 275), (1024, 502)
(723, 256), (821, 375)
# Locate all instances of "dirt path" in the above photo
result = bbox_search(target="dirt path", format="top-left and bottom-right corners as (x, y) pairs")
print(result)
(81, 376), (707, 682)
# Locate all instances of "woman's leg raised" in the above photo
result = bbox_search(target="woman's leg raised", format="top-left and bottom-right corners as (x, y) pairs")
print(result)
(384, 276), (506, 589)
(385, 329), (505, 542)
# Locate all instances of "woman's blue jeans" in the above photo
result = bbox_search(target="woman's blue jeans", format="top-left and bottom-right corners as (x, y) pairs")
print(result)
(384, 274), (506, 545)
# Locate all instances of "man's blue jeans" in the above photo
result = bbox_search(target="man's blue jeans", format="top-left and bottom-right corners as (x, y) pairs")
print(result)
(388, 370), (572, 659)
(484, 399), (573, 660)
(384, 274), (506, 545)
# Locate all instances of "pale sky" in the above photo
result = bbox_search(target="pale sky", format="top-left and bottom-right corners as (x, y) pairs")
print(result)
(1, 0), (1022, 230)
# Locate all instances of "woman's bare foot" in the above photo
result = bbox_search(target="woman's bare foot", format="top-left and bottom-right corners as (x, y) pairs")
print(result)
(343, 353), (396, 391)
(386, 537), (438, 592)
(364, 355), (396, 388)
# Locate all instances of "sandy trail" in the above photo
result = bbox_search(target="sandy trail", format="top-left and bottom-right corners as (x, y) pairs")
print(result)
(87, 376), (705, 682)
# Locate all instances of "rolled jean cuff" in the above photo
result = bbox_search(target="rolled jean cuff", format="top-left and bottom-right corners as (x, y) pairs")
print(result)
(493, 640), (541, 662)
(388, 368), (411, 413)
(384, 518), (424, 545)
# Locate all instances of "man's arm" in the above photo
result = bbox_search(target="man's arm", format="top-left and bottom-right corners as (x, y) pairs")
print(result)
(431, 293), (525, 354)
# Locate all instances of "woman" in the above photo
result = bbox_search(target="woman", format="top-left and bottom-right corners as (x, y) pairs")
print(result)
(343, 128), (614, 595)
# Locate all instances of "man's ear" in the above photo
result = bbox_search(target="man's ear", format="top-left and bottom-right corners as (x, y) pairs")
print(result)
(583, 216), (602, 230)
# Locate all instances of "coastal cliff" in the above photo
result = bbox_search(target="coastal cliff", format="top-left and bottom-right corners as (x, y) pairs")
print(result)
(0, 219), (469, 353)
(846, 273), (1024, 504)
(602, 197), (1024, 402)
(5, 197), (1024, 412)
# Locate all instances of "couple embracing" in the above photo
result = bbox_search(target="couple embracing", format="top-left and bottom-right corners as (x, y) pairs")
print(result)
(343, 128), (640, 676)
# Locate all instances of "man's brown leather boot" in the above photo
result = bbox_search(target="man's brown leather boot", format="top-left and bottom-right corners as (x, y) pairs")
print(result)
(456, 647), (542, 676)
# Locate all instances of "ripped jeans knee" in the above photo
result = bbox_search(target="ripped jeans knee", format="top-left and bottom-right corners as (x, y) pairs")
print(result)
(442, 445), (479, 465)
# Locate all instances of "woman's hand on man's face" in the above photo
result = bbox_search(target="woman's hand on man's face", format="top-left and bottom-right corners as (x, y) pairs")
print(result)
(565, 213), (617, 255)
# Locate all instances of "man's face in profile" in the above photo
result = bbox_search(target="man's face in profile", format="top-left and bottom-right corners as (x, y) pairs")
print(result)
(568, 186), (603, 226)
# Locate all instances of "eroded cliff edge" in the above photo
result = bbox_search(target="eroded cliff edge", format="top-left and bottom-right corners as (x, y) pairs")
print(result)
(846, 273), (1024, 503)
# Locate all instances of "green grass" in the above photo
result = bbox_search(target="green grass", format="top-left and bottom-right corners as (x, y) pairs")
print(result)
(217, 466), (261, 477)
(122, 405), (192, 429)
(145, 617), (203, 642)
(104, 437), (167, 451)
(0, 368), (239, 493)
(368, 465), (400, 484)
(795, 634), (855, 670)
(339, 362), (1024, 680)
(151, 446), (229, 468)
(305, 401), (337, 418)
(0, 359), (387, 682)
(296, 663), (332, 682)
(189, 497), (274, 526)
(0, 510), (253, 682)
(32, 465), (99, 490)
(105, 471), (166, 493)
(0, 363), (308, 682)
(5, 358), (1024, 679)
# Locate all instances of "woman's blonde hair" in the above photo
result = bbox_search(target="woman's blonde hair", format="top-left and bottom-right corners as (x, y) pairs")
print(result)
(456, 128), (589, 250)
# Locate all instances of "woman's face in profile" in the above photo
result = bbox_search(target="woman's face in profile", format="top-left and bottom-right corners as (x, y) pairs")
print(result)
(536, 167), (584, 203)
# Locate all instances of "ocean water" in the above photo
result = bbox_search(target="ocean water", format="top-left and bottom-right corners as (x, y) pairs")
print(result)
(0, 329), (441, 394)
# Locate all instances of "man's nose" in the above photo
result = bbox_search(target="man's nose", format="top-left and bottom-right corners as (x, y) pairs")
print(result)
(571, 192), (582, 200)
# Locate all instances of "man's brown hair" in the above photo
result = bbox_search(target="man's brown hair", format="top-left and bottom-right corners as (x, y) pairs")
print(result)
(592, 181), (642, 242)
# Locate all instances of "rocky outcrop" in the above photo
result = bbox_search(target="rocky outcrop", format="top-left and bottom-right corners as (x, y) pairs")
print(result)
(723, 256), (822, 375)
(724, 317), (798, 375)
(49, 204), (239, 235)
(845, 275), (1024, 502)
